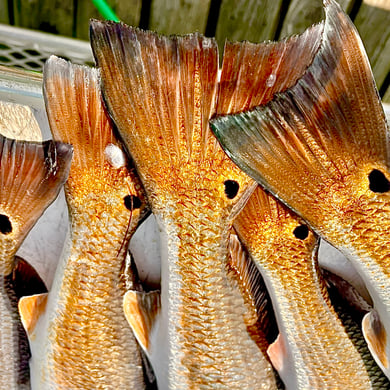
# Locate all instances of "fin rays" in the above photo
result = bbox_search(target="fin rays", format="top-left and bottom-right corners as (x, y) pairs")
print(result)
(44, 56), (120, 177)
(0, 135), (72, 241)
(217, 21), (324, 115)
(211, 0), (388, 227)
(90, 23), (220, 172)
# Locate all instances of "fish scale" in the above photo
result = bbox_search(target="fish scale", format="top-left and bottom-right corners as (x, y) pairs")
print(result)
(0, 275), (29, 389)
(233, 186), (371, 388)
(210, 0), (390, 379)
(36, 162), (145, 389)
(24, 57), (147, 389)
(0, 129), (71, 390)
(159, 203), (273, 389)
(91, 23), (277, 389)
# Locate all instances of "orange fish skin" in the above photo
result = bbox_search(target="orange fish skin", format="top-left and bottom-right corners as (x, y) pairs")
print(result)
(90, 25), (277, 389)
(209, 0), (390, 378)
(27, 58), (147, 389)
(0, 134), (72, 390)
(227, 234), (277, 359)
(154, 181), (276, 389)
(234, 187), (372, 389)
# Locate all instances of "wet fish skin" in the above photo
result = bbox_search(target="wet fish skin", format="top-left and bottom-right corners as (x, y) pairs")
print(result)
(210, 0), (390, 378)
(324, 270), (390, 389)
(91, 23), (278, 390)
(0, 132), (72, 390)
(234, 186), (372, 389)
(23, 57), (147, 389)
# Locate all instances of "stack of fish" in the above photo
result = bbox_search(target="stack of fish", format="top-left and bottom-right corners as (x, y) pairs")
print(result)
(0, 0), (389, 388)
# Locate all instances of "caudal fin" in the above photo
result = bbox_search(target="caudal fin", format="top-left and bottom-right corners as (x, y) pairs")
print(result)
(44, 56), (147, 221)
(211, 0), (388, 230)
(90, 23), (219, 171)
(217, 20), (323, 114)
(0, 101), (42, 141)
(0, 133), (72, 270)
(90, 22), (256, 217)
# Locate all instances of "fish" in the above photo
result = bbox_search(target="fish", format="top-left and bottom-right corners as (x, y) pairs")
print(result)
(324, 270), (390, 389)
(227, 233), (279, 359)
(0, 131), (72, 389)
(18, 56), (148, 389)
(90, 22), (278, 389)
(234, 185), (371, 388)
(210, 0), (390, 379)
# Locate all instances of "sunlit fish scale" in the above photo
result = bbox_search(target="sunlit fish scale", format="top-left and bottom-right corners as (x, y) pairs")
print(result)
(0, 131), (71, 390)
(211, 0), (390, 379)
(234, 186), (371, 388)
(91, 23), (277, 389)
(19, 56), (148, 389)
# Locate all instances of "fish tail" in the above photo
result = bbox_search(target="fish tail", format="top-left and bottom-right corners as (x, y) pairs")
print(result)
(0, 134), (72, 264)
(210, 0), (388, 229)
(217, 20), (324, 115)
(90, 22), (220, 183)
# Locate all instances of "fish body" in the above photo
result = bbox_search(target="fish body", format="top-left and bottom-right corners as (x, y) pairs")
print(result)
(0, 131), (72, 389)
(324, 270), (390, 389)
(91, 24), (277, 389)
(211, 0), (390, 378)
(21, 57), (147, 389)
(234, 186), (372, 388)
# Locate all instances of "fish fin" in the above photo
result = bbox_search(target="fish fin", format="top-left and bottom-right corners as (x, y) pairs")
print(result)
(44, 56), (119, 173)
(362, 310), (389, 371)
(123, 290), (161, 353)
(0, 101), (42, 141)
(18, 293), (48, 336)
(44, 56), (147, 216)
(322, 269), (372, 316)
(0, 135), (72, 249)
(217, 21), (323, 114)
(267, 333), (288, 373)
(211, 0), (389, 229)
(228, 233), (277, 344)
(234, 185), (292, 233)
(12, 256), (47, 299)
(90, 22), (219, 167)
(90, 22), (256, 215)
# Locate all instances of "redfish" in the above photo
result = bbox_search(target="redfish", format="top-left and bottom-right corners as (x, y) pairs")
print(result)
(0, 130), (71, 389)
(19, 57), (148, 389)
(90, 23), (277, 389)
(211, 0), (390, 379)
(234, 186), (371, 388)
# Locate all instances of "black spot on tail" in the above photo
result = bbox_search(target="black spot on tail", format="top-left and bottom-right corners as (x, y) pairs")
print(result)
(293, 224), (309, 240)
(369, 169), (390, 193)
(124, 195), (142, 210)
(0, 214), (12, 234)
(224, 180), (239, 199)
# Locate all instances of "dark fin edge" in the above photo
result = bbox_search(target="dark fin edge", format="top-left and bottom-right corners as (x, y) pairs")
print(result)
(0, 134), (72, 243)
(210, 0), (389, 228)
(89, 21), (220, 166)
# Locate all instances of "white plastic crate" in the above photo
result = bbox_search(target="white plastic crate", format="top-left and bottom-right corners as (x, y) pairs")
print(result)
(0, 24), (94, 72)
